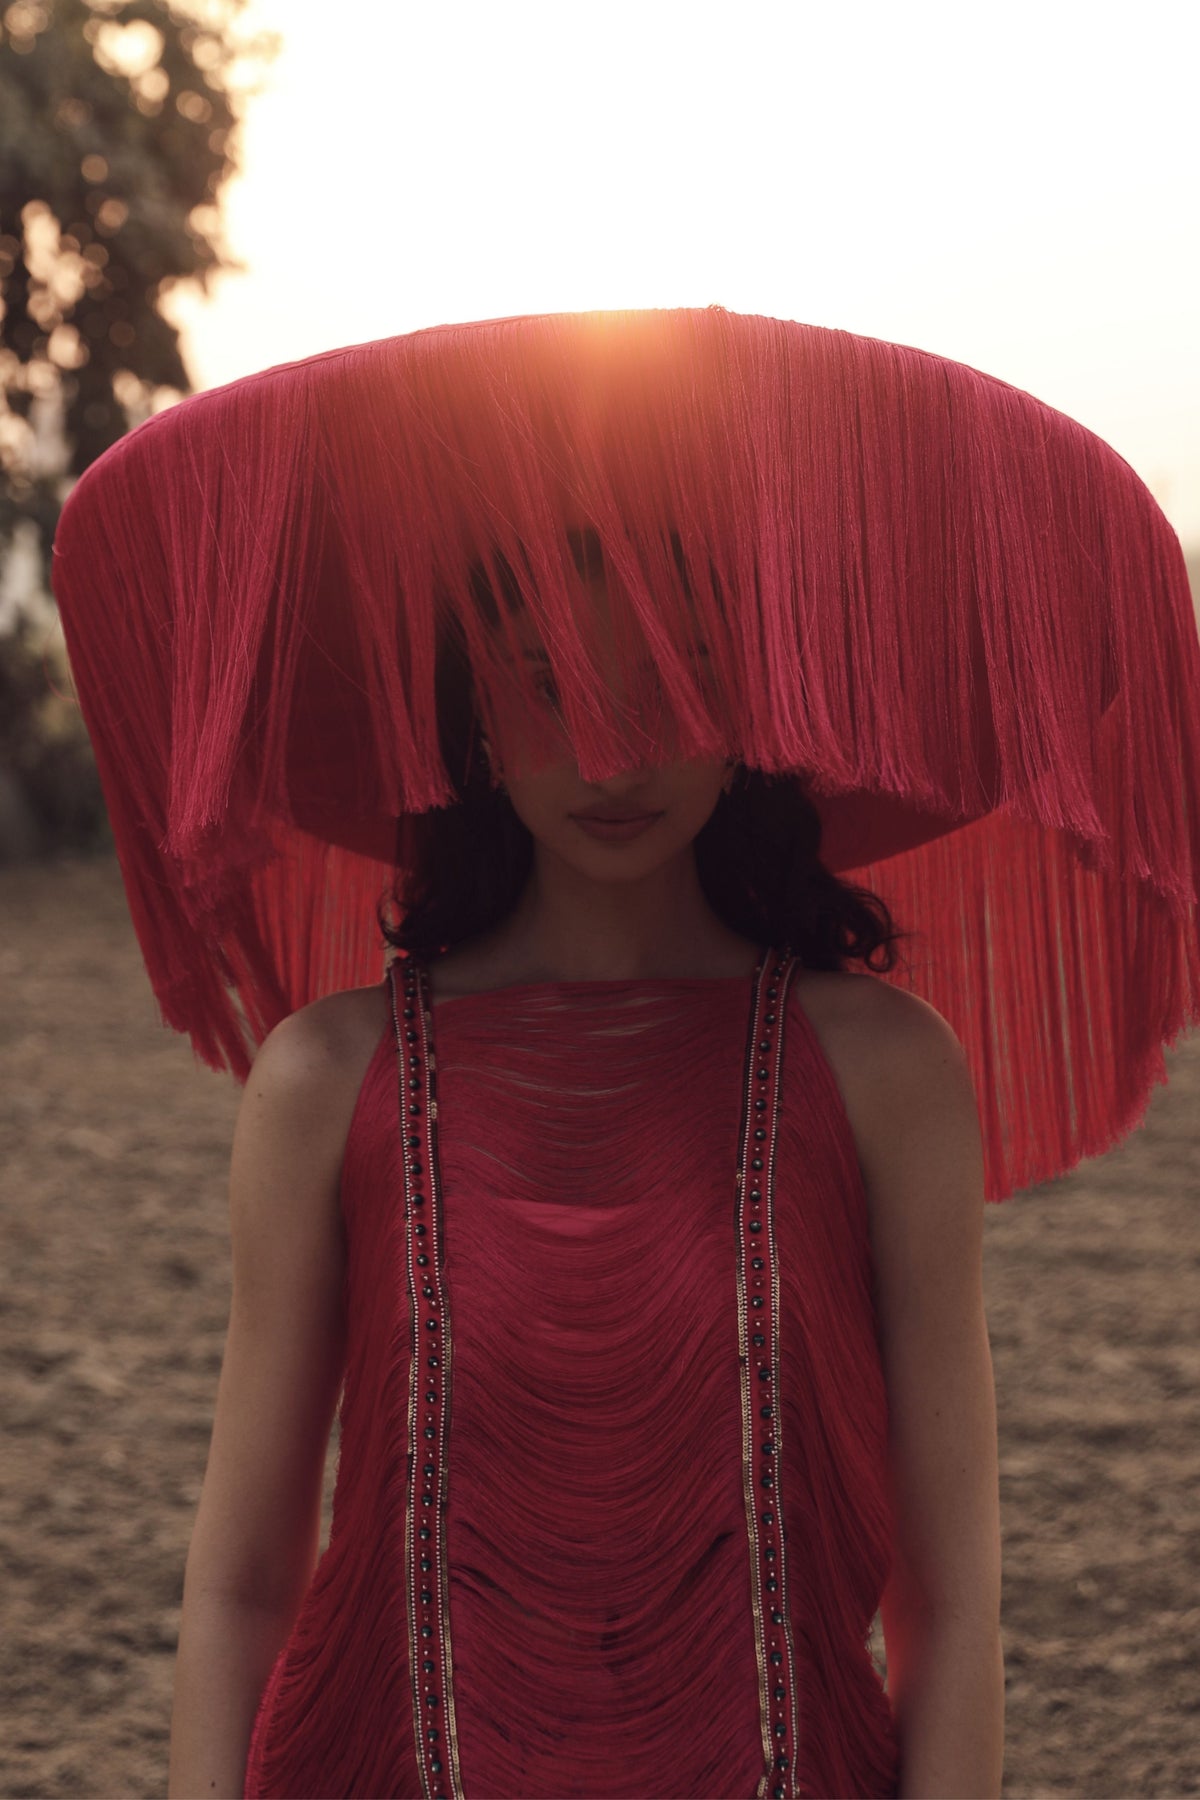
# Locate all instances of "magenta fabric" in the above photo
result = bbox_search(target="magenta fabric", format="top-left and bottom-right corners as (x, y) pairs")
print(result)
(242, 969), (900, 1798)
(50, 309), (1200, 1205)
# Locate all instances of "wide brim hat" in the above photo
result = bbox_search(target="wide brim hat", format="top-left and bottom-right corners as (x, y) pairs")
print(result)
(51, 306), (1200, 1200)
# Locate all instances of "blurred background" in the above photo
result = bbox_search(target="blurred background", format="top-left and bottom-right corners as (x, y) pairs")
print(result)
(1, 2), (1197, 1796)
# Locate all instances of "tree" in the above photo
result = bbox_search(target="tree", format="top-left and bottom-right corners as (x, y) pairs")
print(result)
(0, 0), (275, 858)
(0, 0), (276, 579)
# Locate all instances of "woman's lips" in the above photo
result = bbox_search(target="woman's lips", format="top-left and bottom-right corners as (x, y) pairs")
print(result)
(569, 812), (665, 841)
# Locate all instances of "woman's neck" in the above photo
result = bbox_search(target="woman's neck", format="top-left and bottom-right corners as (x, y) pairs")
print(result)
(445, 854), (763, 986)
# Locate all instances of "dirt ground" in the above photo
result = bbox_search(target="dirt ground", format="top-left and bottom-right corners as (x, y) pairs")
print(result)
(1, 852), (1197, 1800)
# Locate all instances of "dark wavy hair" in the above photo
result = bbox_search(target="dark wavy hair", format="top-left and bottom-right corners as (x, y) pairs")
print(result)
(377, 533), (912, 977)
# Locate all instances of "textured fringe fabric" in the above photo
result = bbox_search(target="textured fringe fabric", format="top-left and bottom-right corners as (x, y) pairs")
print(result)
(242, 975), (900, 1800)
(50, 307), (1200, 1199)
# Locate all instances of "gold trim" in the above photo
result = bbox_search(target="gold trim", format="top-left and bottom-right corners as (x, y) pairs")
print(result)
(735, 946), (802, 1800)
(387, 964), (429, 1794)
(415, 961), (466, 1798)
(765, 952), (802, 1792)
(389, 958), (466, 1800)
(735, 950), (774, 1795)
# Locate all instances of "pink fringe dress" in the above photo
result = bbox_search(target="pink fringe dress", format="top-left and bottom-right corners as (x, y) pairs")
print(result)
(242, 946), (901, 1799)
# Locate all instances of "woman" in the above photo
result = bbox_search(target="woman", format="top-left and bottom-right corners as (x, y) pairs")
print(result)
(53, 309), (1196, 1799)
(165, 525), (1003, 1799)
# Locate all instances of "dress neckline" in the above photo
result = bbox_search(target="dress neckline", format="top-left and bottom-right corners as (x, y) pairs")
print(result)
(420, 945), (774, 1013)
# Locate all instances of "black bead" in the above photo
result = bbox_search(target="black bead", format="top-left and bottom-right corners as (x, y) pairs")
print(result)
(420, 1622), (433, 1637)
(751, 1296), (764, 1309)
(751, 1256), (764, 1269)
(749, 1188), (761, 1201)
(761, 1509), (775, 1526)
(758, 1038), (771, 1053)
(754, 1127), (765, 1141)
(753, 1334), (765, 1348)
(770, 1649), (783, 1664)
(764, 1012), (776, 1025)
(749, 1218), (762, 1232)
(425, 1318), (439, 1331)
(771, 1610), (783, 1626)
(756, 1066), (769, 1080)
(426, 1693), (441, 1707)
(751, 1158), (764, 1171)
(758, 1364), (771, 1379)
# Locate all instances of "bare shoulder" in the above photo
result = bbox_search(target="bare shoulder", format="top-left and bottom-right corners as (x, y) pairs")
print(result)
(223, 981), (395, 1283)
(788, 969), (980, 1219)
(788, 964), (957, 1084)
(245, 979), (392, 1132)
(794, 964), (963, 1039)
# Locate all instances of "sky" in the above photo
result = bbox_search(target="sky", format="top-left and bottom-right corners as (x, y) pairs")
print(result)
(167, 0), (1200, 551)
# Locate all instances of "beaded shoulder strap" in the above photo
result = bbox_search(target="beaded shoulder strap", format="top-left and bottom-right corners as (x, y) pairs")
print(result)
(386, 943), (802, 1800)
(387, 954), (458, 1799)
(734, 943), (803, 1799)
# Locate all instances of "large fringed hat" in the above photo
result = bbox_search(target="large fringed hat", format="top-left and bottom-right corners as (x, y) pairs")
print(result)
(51, 306), (1200, 1200)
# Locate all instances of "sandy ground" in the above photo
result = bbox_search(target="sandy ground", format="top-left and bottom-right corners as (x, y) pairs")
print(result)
(1, 853), (1197, 1800)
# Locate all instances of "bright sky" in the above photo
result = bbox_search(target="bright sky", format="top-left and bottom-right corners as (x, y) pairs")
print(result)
(168, 0), (1200, 550)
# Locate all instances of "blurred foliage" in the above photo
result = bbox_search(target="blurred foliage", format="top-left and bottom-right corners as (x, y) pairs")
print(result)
(0, 611), (110, 855)
(0, 0), (276, 566)
(0, 0), (275, 855)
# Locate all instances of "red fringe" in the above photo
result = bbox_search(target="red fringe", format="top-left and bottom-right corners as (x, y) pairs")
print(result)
(51, 307), (1200, 1199)
(243, 976), (902, 1797)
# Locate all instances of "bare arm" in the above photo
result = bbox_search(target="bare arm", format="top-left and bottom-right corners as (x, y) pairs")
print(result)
(167, 994), (373, 1797)
(854, 983), (1004, 1799)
